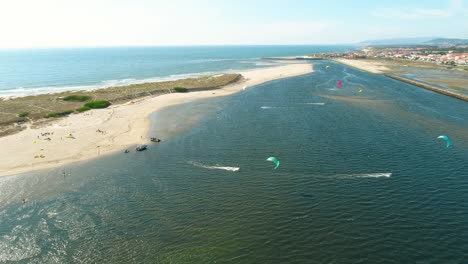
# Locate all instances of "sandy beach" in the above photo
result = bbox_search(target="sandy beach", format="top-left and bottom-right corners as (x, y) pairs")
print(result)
(0, 63), (312, 177)
(334, 59), (391, 74)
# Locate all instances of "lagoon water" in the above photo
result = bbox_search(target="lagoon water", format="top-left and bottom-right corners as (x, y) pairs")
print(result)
(0, 46), (351, 97)
(1, 61), (468, 263)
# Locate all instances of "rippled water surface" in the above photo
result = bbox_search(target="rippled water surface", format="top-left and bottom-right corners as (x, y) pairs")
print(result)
(1, 62), (467, 263)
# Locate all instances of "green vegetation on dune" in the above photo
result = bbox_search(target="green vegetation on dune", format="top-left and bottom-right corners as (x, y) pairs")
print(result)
(45, 110), (74, 118)
(174, 87), (188, 93)
(84, 100), (111, 109)
(63, 95), (91, 102)
(76, 106), (91, 112)
(18, 112), (29, 118)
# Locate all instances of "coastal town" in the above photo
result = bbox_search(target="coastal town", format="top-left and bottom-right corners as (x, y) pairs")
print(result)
(312, 45), (468, 66)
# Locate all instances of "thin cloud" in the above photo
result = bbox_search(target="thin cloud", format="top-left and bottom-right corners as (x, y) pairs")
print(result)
(216, 21), (339, 45)
(414, 8), (452, 17)
(372, 7), (453, 19)
(450, 0), (464, 9)
(450, 0), (468, 14)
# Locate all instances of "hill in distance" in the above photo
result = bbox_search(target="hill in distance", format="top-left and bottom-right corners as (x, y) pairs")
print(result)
(423, 38), (468, 45)
(358, 37), (439, 46)
(358, 37), (468, 46)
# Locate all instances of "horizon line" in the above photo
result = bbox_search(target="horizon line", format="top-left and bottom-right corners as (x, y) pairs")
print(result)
(0, 43), (361, 50)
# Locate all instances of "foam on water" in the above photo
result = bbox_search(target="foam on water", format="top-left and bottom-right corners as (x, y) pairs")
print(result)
(0, 85), (97, 97)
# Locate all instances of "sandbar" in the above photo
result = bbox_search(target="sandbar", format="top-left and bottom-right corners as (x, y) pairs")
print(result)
(334, 59), (391, 74)
(0, 63), (313, 177)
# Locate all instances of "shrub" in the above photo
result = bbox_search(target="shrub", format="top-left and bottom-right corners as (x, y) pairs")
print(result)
(84, 100), (111, 109)
(76, 106), (91, 112)
(63, 95), (91, 102)
(174, 87), (188, 93)
(45, 110), (74, 118)
(18, 112), (29, 117)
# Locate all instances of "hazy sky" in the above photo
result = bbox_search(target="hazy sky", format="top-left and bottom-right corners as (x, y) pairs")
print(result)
(0, 0), (467, 48)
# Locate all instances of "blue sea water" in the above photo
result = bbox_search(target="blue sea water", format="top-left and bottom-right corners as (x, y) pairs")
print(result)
(0, 46), (351, 96)
(0, 61), (467, 263)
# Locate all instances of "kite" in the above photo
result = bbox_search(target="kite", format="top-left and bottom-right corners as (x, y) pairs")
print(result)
(337, 80), (343, 88)
(437, 135), (451, 148)
(266, 157), (280, 169)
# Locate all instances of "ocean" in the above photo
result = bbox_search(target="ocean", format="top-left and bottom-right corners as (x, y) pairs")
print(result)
(1, 57), (468, 262)
(0, 46), (351, 97)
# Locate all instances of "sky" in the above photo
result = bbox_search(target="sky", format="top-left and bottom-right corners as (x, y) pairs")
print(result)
(0, 0), (467, 48)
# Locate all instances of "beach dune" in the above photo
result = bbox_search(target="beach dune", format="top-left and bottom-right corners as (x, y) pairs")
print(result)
(0, 63), (313, 177)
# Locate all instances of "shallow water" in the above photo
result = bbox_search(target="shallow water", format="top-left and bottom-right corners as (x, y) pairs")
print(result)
(0, 61), (467, 263)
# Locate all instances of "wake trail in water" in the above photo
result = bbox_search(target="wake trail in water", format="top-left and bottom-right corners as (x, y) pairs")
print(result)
(351, 173), (392, 178)
(341, 68), (368, 88)
(260, 106), (285, 109)
(188, 161), (240, 172)
(299, 103), (325, 105)
(315, 79), (335, 90)
(329, 172), (393, 179)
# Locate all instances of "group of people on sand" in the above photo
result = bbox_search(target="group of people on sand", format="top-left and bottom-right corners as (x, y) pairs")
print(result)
(37, 131), (54, 140)
(96, 129), (106, 134)
(33, 131), (76, 158)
